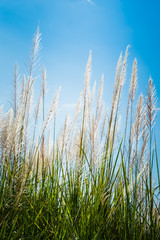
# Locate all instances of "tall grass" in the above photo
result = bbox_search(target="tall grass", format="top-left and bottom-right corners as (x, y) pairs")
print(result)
(0, 28), (160, 240)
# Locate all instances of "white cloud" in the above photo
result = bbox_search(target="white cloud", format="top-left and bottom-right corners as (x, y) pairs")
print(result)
(80, 0), (94, 5)
(87, 0), (94, 4)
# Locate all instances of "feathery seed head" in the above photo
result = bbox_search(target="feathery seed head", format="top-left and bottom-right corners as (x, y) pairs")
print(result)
(42, 65), (46, 97)
(146, 77), (157, 128)
(129, 59), (137, 102)
(96, 75), (104, 115)
(84, 51), (92, 104)
(134, 94), (143, 142)
(120, 45), (130, 87)
(42, 87), (61, 135)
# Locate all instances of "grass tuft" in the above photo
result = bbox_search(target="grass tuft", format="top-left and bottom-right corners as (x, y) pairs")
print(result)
(0, 29), (160, 240)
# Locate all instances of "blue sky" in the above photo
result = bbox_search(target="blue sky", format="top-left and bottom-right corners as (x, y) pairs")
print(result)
(0, 0), (160, 123)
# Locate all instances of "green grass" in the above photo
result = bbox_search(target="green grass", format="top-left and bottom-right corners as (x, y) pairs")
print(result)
(0, 28), (160, 239)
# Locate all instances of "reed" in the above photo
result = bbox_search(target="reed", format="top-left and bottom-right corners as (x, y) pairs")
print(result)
(0, 28), (159, 239)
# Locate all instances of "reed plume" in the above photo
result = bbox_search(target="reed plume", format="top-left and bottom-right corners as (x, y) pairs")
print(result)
(0, 28), (160, 239)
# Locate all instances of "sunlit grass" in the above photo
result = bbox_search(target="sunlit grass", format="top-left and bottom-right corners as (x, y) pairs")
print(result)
(0, 28), (160, 240)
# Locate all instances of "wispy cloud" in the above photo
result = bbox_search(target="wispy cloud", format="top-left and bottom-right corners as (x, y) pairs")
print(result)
(87, 0), (94, 4)
(87, 0), (93, 4)
(81, 0), (94, 5)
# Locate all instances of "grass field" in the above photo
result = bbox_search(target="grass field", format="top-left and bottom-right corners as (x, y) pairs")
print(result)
(0, 28), (160, 240)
